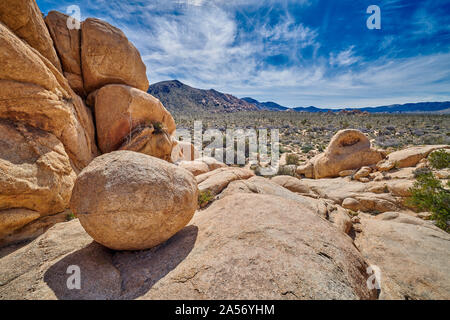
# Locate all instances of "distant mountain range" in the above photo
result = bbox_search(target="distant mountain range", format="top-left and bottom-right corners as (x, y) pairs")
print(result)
(241, 97), (289, 111)
(149, 80), (450, 114)
(147, 80), (258, 113)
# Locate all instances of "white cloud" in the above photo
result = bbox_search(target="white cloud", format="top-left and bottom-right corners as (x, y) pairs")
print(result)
(57, 0), (450, 108)
(329, 46), (359, 67)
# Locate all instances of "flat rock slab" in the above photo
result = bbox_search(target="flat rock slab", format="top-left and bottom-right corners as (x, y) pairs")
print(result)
(0, 193), (377, 300)
(355, 214), (450, 300)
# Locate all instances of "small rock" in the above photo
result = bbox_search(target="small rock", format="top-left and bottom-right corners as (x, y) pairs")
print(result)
(339, 169), (356, 177)
(351, 216), (361, 224)
(354, 166), (372, 180)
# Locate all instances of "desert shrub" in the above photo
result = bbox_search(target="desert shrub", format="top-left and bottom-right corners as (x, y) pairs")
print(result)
(66, 212), (76, 221)
(198, 190), (214, 208)
(277, 165), (296, 176)
(286, 153), (300, 165)
(301, 144), (314, 153)
(413, 167), (432, 178)
(428, 149), (450, 169)
(152, 121), (166, 134)
(407, 171), (450, 232)
(279, 146), (289, 154)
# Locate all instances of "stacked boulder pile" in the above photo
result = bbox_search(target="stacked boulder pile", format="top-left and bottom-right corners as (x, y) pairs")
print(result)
(296, 129), (448, 182)
(0, 1), (182, 245)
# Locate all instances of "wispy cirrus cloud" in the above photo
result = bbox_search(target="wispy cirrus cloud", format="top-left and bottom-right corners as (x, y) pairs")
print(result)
(37, 0), (450, 108)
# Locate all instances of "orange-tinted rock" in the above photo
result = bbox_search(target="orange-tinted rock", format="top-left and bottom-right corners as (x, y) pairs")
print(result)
(45, 11), (85, 96)
(81, 18), (149, 93)
(0, 22), (98, 170)
(0, 0), (62, 71)
(94, 84), (175, 156)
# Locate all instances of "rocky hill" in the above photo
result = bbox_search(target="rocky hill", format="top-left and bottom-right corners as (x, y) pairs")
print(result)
(148, 80), (258, 113)
(241, 97), (289, 111)
(149, 80), (449, 114)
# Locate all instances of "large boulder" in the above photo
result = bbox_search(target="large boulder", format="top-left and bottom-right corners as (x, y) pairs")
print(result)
(376, 145), (449, 170)
(94, 84), (176, 160)
(0, 194), (377, 300)
(70, 151), (198, 251)
(0, 120), (76, 244)
(44, 11), (85, 96)
(355, 214), (450, 299)
(0, 0), (62, 71)
(312, 130), (384, 179)
(0, 22), (98, 170)
(81, 18), (149, 94)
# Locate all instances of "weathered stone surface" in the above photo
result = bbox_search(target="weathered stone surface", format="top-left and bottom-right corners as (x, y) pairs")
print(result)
(0, 220), (99, 300)
(119, 127), (176, 163)
(0, 195), (377, 300)
(339, 169), (356, 177)
(271, 175), (318, 198)
(328, 206), (353, 235)
(355, 214), (450, 300)
(197, 167), (255, 196)
(296, 162), (314, 178)
(94, 85), (176, 157)
(0, 208), (40, 240)
(342, 196), (397, 213)
(140, 194), (376, 300)
(0, 211), (68, 247)
(0, 0), (62, 71)
(297, 178), (399, 210)
(81, 18), (149, 93)
(0, 120), (76, 242)
(219, 176), (329, 218)
(354, 167), (372, 181)
(171, 141), (199, 162)
(377, 145), (449, 170)
(44, 11), (85, 96)
(312, 130), (384, 179)
(0, 22), (98, 170)
(70, 151), (198, 251)
(178, 161), (210, 176)
(196, 157), (227, 171)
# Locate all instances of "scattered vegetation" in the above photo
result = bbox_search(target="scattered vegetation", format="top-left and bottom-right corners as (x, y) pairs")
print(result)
(152, 121), (166, 134)
(428, 149), (450, 169)
(286, 153), (300, 165)
(408, 168), (450, 232)
(66, 212), (76, 221)
(173, 111), (450, 161)
(198, 190), (214, 208)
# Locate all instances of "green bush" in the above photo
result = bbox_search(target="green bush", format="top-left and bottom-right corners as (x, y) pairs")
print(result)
(428, 149), (450, 169)
(66, 212), (76, 221)
(407, 171), (450, 232)
(152, 121), (166, 134)
(198, 190), (214, 208)
(286, 153), (300, 165)
(301, 144), (314, 154)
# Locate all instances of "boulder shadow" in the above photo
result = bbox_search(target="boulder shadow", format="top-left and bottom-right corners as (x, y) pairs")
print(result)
(44, 225), (198, 300)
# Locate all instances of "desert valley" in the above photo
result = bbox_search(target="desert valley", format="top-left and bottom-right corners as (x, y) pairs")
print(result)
(0, 0), (449, 302)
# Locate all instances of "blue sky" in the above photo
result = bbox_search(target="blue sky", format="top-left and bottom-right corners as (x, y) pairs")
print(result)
(37, 0), (450, 108)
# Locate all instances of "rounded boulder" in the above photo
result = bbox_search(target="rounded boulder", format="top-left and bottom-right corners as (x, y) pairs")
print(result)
(70, 151), (198, 250)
